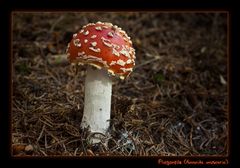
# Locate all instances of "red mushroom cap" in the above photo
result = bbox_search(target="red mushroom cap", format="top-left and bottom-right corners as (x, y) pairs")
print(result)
(66, 21), (136, 79)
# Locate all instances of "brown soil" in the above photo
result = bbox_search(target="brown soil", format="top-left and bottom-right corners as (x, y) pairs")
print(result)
(12, 12), (228, 156)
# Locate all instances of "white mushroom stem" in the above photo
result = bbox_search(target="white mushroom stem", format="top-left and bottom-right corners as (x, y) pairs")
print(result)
(81, 66), (112, 142)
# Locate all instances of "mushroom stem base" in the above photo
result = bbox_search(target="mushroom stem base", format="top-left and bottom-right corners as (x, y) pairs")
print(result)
(81, 66), (112, 141)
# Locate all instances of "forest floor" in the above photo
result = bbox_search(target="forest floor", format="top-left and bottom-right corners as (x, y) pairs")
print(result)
(12, 12), (228, 156)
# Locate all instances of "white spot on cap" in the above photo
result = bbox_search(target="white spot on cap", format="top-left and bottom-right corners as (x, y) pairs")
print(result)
(104, 22), (113, 27)
(113, 25), (118, 29)
(83, 30), (89, 35)
(128, 46), (135, 55)
(120, 48), (130, 58)
(120, 67), (132, 72)
(112, 48), (120, 56)
(78, 51), (85, 56)
(110, 61), (116, 66)
(112, 44), (120, 50)
(83, 23), (95, 28)
(91, 42), (97, 47)
(103, 42), (112, 48)
(73, 39), (81, 47)
(91, 35), (97, 39)
(116, 59), (126, 66)
(101, 37), (110, 42)
(89, 47), (101, 53)
(102, 26), (109, 29)
(73, 33), (78, 38)
(107, 32), (114, 37)
(88, 23), (96, 26)
(84, 39), (88, 43)
(95, 26), (102, 31)
(126, 59), (132, 64)
(79, 29), (84, 33)
(123, 37), (129, 43)
(101, 37), (112, 47)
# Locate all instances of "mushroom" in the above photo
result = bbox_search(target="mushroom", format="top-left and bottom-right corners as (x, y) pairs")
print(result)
(66, 21), (135, 142)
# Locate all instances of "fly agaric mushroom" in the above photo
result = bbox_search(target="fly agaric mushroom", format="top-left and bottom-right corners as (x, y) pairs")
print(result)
(66, 21), (135, 142)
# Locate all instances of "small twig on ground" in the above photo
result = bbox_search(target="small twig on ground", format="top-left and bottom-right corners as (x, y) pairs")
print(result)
(37, 124), (45, 142)
(135, 54), (162, 69)
(189, 127), (198, 154)
(50, 15), (65, 33)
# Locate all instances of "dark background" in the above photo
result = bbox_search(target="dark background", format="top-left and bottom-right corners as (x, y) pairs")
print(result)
(12, 12), (228, 156)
